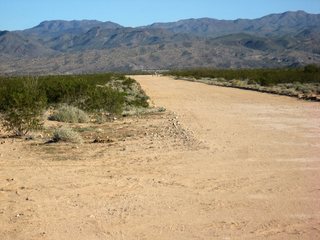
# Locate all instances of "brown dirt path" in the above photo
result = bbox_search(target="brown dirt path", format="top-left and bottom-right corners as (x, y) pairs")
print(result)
(0, 75), (319, 240)
(132, 75), (320, 239)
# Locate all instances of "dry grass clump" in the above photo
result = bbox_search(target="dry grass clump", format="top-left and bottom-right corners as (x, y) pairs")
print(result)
(122, 106), (166, 116)
(51, 127), (83, 143)
(49, 105), (90, 123)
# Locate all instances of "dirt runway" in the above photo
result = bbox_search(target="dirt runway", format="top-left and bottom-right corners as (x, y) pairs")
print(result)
(0, 75), (319, 239)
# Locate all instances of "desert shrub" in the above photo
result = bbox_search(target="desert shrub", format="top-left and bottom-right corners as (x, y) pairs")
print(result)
(39, 73), (115, 105)
(122, 78), (135, 86)
(247, 79), (258, 85)
(167, 66), (320, 85)
(167, 67), (320, 99)
(49, 105), (89, 123)
(122, 106), (166, 116)
(39, 74), (128, 115)
(52, 127), (83, 143)
(104, 77), (149, 108)
(83, 86), (125, 115)
(259, 76), (276, 86)
(124, 86), (149, 108)
(0, 78), (47, 136)
(0, 73), (149, 135)
(304, 64), (320, 73)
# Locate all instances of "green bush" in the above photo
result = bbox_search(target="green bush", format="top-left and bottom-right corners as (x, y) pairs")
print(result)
(0, 78), (47, 136)
(38, 74), (127, 114)
(39, 73), (115, 105)
(49, 105), (90, 123)
(167, 67), (320, 99)
(83, 86), (125, 115)
(103, 77), (149, 108)
(304, 64), (320, 73)
(167, 66), (320, 85)
(0, 73), (149, 136)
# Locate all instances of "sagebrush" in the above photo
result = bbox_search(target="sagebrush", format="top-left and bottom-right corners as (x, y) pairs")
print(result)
(49, 105), (90, 123)
(52, 127), (83, 143)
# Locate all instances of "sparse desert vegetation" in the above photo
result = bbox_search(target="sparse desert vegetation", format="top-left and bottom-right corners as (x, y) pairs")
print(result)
(51, 127), (83, 144)
(1, 74), (320, 240)
(0, 73), (149, 136)
(167, 65), (320, 100)
(2, 3), (320, 239)
(49, 105), (90, 123)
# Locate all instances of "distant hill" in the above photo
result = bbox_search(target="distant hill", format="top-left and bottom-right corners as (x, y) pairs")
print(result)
(146, 11), (320, 37)
(0, 11), (319, 74)
(22, 20), (123, 38)
(0, 31), (54, 57)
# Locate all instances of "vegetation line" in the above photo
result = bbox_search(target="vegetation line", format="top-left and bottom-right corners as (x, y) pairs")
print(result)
(0, 73), (149, 136)
(166, 65), (320, 101)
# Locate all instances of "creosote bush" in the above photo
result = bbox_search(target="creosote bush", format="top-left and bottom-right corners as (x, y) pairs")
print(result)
(0, 73), (148, 136)
(82, 86), (125, 115)
(167, 65), (320, 86)
(167, 65), (320, 99)
(0, 78), (46, 136)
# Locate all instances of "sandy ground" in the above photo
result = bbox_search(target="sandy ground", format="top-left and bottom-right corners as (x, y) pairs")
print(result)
(1, 75), (320, 240)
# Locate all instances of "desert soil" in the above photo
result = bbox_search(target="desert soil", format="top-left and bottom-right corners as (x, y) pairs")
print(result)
(1, 75), (320, 240)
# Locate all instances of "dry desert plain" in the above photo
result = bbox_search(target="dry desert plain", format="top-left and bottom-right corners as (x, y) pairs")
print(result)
(0, 75), (320, 239)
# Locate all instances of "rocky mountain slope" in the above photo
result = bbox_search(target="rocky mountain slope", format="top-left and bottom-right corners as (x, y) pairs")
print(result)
(0, 11), (319, 74)
(146, 11), (320, 37)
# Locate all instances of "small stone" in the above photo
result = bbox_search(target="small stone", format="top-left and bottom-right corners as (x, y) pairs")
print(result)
(25, 136), (34, 141)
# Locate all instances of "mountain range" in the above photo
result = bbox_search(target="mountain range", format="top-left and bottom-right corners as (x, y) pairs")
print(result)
(0, 10), (319, 74)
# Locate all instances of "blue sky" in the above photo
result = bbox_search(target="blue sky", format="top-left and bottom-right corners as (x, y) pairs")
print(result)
(1, 0), (319, 30)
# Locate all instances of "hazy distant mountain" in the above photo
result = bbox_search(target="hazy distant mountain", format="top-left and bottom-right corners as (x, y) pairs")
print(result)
(53, 27), (199, 52)
(0, 11), (319, 74)
(0, 30), (54, 57)
(146, 11), (320, 37)
(22, 20), (123, 38)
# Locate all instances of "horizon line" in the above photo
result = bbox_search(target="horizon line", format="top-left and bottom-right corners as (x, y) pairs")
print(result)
(4, 10), (318, 31)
